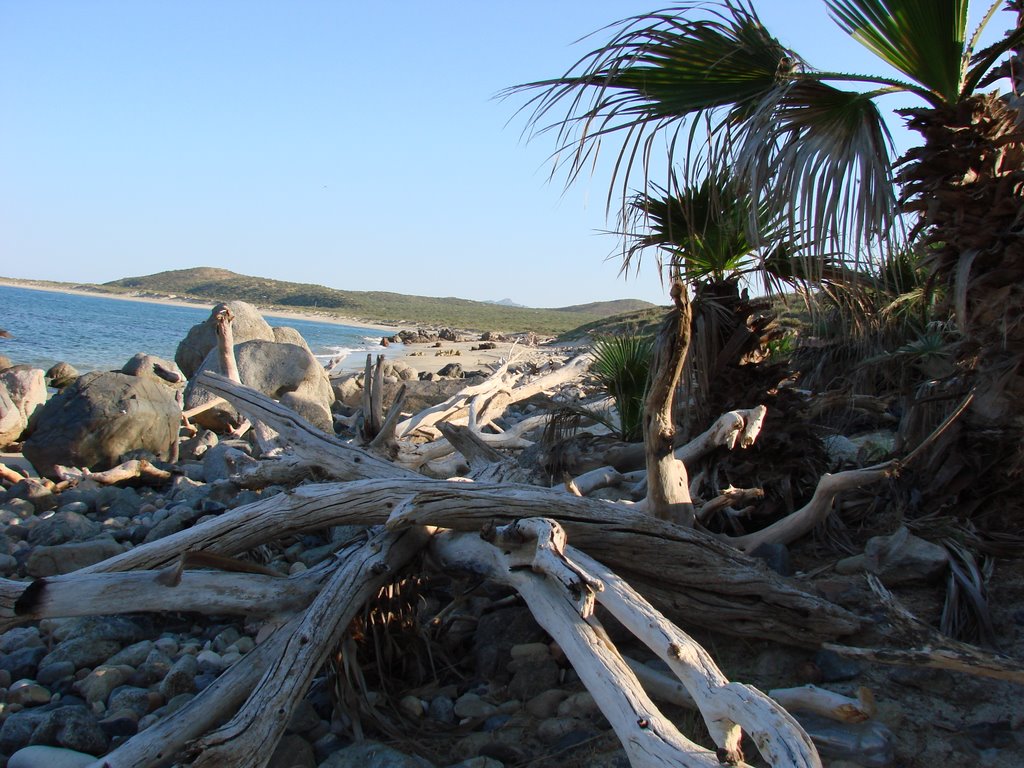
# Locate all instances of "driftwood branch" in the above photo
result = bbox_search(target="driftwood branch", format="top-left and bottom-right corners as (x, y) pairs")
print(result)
(724, 465), (892, 553)
(195, 372), (416, 480)
(183, 526), (430, 768)
(431, 522), (820, 767)
(824, 575), (1024, 684)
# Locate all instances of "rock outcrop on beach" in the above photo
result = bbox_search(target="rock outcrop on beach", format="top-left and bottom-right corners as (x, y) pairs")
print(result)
(183, 340), (335, 432)
(0, 367), (47, 450)
(174, 301), (277, 379)
(22, 372), (180, 479)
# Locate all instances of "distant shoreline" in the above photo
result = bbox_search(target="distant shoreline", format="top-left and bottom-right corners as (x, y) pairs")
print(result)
(0, 277), (401, 333)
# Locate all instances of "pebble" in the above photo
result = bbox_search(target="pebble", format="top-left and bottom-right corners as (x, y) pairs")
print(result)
(399, 695), (425, 719)
(454, 692), (497, 719)
(74, 665), (127, 706)
(7, 680), (51, 706)
(8, 745), (96, 768)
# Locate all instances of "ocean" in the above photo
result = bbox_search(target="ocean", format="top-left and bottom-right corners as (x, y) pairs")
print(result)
(0, 284), (396, 375)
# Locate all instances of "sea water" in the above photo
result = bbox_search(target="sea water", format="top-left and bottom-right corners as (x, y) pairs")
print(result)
(0, 284), (394, 374)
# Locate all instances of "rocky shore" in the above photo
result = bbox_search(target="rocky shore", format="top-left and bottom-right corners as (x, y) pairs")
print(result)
(1, 300), (1022, 768)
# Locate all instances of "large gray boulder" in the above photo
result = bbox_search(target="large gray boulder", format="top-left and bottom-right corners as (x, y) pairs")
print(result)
(22, 372), (180, 479)
(0, 366), (47, 449)
(174, 302), (276, 379)
(121, 354), (185, 386)
(183, 340), (335, 432)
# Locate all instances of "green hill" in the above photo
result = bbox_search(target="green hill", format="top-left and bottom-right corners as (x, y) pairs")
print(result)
(100, 268), (657, 335)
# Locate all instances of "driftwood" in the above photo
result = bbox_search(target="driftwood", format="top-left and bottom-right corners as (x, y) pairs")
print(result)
(430, 520), (820, 767)
(0, 463), (27, 485)
(53, 459), (172, 487)
(824, 575), (1024, 685)
(85, 526), (429, 768)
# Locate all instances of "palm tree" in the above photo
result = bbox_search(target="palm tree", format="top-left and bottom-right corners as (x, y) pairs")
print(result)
(623, 167), (792, 433)
(512, 0), (1024, 512)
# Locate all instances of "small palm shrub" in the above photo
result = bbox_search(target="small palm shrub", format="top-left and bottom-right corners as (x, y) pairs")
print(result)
(590, 334), (654, 442)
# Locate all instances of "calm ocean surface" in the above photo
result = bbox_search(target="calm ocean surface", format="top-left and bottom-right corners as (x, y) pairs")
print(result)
(0, 284), (393, 374)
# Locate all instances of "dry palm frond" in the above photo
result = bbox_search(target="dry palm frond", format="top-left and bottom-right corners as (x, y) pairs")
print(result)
(329, 570), (444, 741)
(940, 539), (997, 648)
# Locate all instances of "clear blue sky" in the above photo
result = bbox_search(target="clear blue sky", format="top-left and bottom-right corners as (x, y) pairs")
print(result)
(0, 2), (1009, 308)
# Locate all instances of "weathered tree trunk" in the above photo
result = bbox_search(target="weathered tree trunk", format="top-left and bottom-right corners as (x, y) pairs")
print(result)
(644, 280), (695, 524)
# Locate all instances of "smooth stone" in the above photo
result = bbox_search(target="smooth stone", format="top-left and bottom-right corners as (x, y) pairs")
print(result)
(212, 627), (241, 653)
(453, 692), (497, 719)
(1, 646), (47, 680)
(537, 717), (588, 744)
(36, 661), (76, 687)
(153, 637), (179, 657)
(428, 695), (456, 724)
(30, 704), (108, 754)
(7, 680), (51, 706)
(162, 693), (194, 715)
(267, 733), (316, 768)
(39, 638), (121, 671)
(813, 649), (862, 683)
(556, 691), (600, 720)
(525, 689), (569, 719)
(399, 695), (424, 719)
(8, 745), (96, 768)
(0, 628), (43, 654)
(195, 649), (225, 673)
(107, 686), (152, 718)
(74, 665), (127, 706)
(507, 658), (560, 701)
(0, 709), (48, 754)
(132, 648), (173, 686)
(445, 759), (504, 768)
(105, 640), (155, 668)
(287, 700), (321, 735)
(318, 740), (436, 767)
(158, 654), (197, 700)
(25, 538), (126, 577)
(98, 710), (138, 739)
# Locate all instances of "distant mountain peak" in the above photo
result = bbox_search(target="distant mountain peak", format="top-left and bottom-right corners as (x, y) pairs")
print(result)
(486, 298), (527, 308)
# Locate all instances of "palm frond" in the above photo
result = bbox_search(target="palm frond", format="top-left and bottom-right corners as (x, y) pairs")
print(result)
(733, 80), (900, 262)
(506, 2), (795, 211)
(590, 333), (654, 441)
(826, 0), (968, 104)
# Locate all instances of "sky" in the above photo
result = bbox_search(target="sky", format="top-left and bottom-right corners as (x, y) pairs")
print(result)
(0, 2), (1011, 308)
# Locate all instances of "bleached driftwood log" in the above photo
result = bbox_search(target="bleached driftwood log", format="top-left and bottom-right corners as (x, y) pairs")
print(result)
(723, 464), (892, 553)
(54, 459), (172, 487)
(428, 519), (821, 768)
(394, 354), (590, 439)
(768, 686), (876, 723)
(84, 526), (429, 768)
(0, 476), (849, 645)
(195, 371), (416, 481)
(567, 406), (769, 500)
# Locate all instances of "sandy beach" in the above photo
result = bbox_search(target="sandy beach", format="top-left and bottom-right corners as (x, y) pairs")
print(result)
(0, 277), (401, 333)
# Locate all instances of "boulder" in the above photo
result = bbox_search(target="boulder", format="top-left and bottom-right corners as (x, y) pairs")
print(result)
(45, 362), (79, 389)
(174, 302), (275, 379)
(0, 354), (12, 371)
(121, 354), (185, 386)
(183, 340), (335, 432)
(0, 381), (24, 449)
(271, 326), (314, 355)
(0, 367), (47, 448)
(22, 372), (180, 479)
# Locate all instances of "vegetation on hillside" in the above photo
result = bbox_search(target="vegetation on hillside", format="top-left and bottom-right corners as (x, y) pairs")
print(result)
(94, 268), (655, 336)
